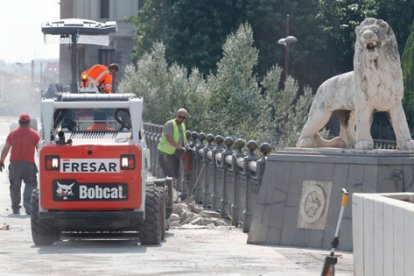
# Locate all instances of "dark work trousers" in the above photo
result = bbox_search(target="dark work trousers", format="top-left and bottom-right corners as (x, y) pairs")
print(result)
(158, 150), (181, 179)
(8, 161), (38, 213)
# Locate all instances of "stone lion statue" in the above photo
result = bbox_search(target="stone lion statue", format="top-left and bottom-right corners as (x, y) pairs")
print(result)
(297, 18), (414, 150)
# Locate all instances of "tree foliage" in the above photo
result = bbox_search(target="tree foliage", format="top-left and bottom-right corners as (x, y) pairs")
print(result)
(129, 0), (240, 76)
(126, 1), (414, 141)
(207, 23), (262, 138)
(375, 0), (414, 54)
(258, 67), (312, 147)
(119, 42), (209, 127)
(128, 0), (172, 64)
(130, 1), (413, 92)
(402, 21), (414, 130)
(119, 23), (312, 147)
(316, 0), (377, 73)
(119, 43), (171, 124)
(239, 0), (329, 90)
(129, 0), (327, 89)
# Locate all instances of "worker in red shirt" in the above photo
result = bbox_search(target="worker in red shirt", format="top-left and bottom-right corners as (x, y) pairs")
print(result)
(80, 63), (119, 93)
(0, 114), (41, 215)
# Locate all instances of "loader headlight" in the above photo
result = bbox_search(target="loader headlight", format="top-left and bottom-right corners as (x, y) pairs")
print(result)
(45, 155), (60, 170)
(120, 154), (135, 170)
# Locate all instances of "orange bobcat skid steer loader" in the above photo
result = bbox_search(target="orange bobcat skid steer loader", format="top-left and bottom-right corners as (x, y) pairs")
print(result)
(31, 92), (168, 246)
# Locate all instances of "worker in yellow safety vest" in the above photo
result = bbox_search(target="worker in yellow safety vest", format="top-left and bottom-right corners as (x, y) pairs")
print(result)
(80, 63), (119, 93)
(157, 108), (188, 197)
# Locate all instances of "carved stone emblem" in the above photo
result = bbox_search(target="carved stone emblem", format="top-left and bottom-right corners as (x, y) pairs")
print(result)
(297, 180), (331, 229)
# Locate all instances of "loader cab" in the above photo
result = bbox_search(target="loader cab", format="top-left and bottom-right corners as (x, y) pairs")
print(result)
(41, 93), (143, 145)
(54, 108), (131, 132)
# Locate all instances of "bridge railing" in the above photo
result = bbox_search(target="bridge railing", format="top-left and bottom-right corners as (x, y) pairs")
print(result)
(143, 123), (271, 232)
(144, 123), (397, 232)
(373, 139), (397, 149)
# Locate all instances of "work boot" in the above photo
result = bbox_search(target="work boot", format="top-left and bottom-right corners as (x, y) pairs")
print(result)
(24, 205), (32, 215)
(12, 205), (21, 215)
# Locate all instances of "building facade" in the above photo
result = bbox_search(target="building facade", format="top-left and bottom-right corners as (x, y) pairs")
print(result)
(59, 0), (142, 90)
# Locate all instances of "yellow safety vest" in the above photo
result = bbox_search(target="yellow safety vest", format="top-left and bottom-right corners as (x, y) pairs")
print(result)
(157, 119), (187, 155)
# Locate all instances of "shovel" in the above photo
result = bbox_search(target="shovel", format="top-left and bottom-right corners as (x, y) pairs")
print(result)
(321, 188), (349, 276)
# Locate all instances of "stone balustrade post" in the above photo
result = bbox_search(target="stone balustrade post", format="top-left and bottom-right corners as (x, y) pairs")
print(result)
(256, 143), (271, 186)
(188, 131), (199, 196)
(155, 125), (164, 178)
(149, 124), (157, 175)
(190, 131), (198, 148)
(212, 135), (224, 211)
(202, 134), (215, 208)
(193, 132), (206, 203)
(150, 124), (156, 174)
(221, 137), (234, 217)
(231, 138), (246, 226)
(180, 130), (193, 196)
(242, 140), (258, 232)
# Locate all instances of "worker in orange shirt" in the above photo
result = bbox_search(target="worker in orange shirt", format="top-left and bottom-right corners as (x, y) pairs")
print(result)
(81, 63), (119, 93)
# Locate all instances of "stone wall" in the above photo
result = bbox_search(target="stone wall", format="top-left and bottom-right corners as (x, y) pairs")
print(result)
(246, 148), (414, 251)
(353, 193), (414, 276)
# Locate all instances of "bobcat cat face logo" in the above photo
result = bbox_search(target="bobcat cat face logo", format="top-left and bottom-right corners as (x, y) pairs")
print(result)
(56, 182), (74, 200)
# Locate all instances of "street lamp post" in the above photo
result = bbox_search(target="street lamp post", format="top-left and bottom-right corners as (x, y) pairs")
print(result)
(278, 14), (297, 82)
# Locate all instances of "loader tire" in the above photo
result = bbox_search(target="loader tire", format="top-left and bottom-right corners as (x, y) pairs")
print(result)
(165, 181), (173, 219)
(30, 189), (60, 246)
(139, 186), (165, 245)
(157, 187), (167, 240)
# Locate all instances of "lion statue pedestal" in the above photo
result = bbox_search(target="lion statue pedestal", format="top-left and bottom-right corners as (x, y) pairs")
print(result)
(297, 18), (414, 150)
(247, 147), (414, 250)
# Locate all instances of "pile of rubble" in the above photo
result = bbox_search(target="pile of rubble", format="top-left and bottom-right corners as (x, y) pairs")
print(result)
(169, 199), (231, 228)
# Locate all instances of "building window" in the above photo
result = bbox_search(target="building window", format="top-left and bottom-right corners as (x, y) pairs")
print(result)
(100, 0), (110, 18)
(98, 49), (115, 66)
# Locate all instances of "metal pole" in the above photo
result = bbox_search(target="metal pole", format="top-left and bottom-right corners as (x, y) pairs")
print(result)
(321, 188), (349, 276)
(40, 61), (43, 89)
(70, 32), (79, 93)
(284, 14), (290, 82)
(31, 60), (34, 85)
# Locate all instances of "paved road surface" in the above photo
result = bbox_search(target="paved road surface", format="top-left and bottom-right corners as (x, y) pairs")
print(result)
(0, 116), (353, 275)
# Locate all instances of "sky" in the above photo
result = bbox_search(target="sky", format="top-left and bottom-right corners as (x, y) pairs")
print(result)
(0, 0), (60, 63)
